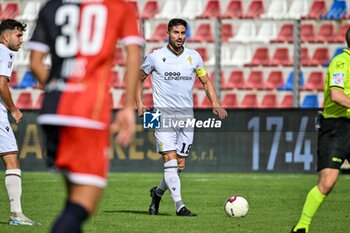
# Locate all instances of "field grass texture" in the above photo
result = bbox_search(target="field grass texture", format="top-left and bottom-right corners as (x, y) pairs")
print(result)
(0, 172), (349, 233)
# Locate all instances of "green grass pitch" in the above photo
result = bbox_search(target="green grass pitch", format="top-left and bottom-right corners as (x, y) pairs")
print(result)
(0, 172), (349, 233)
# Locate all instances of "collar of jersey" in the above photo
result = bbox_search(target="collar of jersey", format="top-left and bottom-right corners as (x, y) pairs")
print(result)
(344, 49), (350, 57)
(166, 45), (184, 57)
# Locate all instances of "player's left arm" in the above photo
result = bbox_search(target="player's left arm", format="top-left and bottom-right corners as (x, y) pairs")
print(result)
(199, 73), (227, 119)
(29, 50), (49, 87)
(0, 76), (22, 123)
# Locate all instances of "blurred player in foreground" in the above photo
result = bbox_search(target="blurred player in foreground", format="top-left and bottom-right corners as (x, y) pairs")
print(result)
(27, 0), (143, 232)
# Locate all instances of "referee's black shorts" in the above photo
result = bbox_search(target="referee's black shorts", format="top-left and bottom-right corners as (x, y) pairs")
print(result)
(317, 117), (350, 171)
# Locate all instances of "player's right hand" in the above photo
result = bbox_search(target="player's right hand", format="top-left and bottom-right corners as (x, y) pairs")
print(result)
(11, 109), (23, 124)
(111, 107), (135, 147)
(137, 104), (150, 118)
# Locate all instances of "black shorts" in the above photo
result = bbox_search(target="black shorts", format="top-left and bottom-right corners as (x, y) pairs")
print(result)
(317, 117), (350, 171)
(41, 125), (60, 169)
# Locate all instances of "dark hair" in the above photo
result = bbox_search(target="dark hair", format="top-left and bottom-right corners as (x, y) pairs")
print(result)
(0, 19), (27, 35)
(346, 28), (350, 48)
(168, 18), (187, 32)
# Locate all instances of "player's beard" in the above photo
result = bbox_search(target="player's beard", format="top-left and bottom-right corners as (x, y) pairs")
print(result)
(170, 39), (184, 52)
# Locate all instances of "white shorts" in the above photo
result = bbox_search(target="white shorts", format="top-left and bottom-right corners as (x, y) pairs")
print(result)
(0, 120), (18, 155)
(155, 128), (194, 157)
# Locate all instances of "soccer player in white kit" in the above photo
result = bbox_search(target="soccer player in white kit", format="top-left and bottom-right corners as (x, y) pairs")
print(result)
(0, 19), (38, 225)
(136, 18), (227, 216)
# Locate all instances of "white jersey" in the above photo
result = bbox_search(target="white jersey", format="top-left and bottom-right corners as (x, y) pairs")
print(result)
(0, 43), (15, 122)
(141, 46), (207, 109)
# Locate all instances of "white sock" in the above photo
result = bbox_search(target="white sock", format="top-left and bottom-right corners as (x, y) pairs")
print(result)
(156, 179), (167, 196)
(5, 169), (22, 213)
(164, 159), (182, 203)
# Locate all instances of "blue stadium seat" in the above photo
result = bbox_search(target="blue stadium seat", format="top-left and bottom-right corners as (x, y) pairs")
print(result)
(321, 0), (347, 19)
(277, 71), (304, 91)
(12, 71), (38, 89)
(322, 47), (344, 67)
(301, 94), (319, 108)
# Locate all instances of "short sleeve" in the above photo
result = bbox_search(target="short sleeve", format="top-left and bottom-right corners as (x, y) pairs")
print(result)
(0, 49), (14, 78)
(119, 3), (144, 47)
(25, 4), (50, 53)
(141, 54), (154, 75)
(328, 58), (347, 89)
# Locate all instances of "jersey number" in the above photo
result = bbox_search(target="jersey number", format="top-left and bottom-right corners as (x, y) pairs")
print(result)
(55, 4), (107, 57)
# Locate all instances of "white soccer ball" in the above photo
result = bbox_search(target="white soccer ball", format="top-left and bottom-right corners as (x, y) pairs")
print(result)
(224, 195), (249, 217)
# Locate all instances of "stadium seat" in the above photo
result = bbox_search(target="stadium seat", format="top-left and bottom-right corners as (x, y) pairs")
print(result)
(188, 23), (213, 42)
(8, 71), (18, 88)
(17, 1), (41, 21)
(230, 45), (252, 67)
(315, 22), (335, 43)
(196, 0), (221, 19)
(116, 92), (126, 109)
(148, 23), (167, 42)
(220, 0), (243, 19)
(310, 47), (330, 66)
(111, 71), (124, 89)
(245, 70), (264, 90)
(301, 23), (316, 43)
(323, 47), (343, 67)
(261, 0), (287, 19)
(33, 92), (44, 109)
(143, 76), (152, 89)
(269, 47), (293, 66)
(302, 0), (327, 19)
(1, 3), (19, 19)
(223, 70), (245, 89)
(209, 71), (221, 85)
(141, 0), (160, 19)
(155, 0), (182, 19)
(220, 45), (232, 66)
(332, 23), (350, 43)
(12, 71), (38, 89)
(278, 71), (304, 91)
(16, 92), (33, 109)
(245, 47), (270, 66)
(113, 48), (125, 66)
(265, 71), (285, 90)
(221, 23), (234, 42)
(271, 23), (293, 43)
(286, 0), (309, 19)
(200, 96), (212, 108)
(260, 94), (278, 108)
(221, 93), (238, 108)
(321, 0), (347, 19)
(228, 21), (256, 43)
(301, 94), (319, 108)
(194, 77), (204, 89)
(280, 94), (294, 108)
(301, 47), (314, 66)
(182, 0), (203, 19)
(253, 22), (277, 43)
(243, 0), (265, 19)
(240, 94), (258, 108)
(194, 47), (209, 62)
(301, 71), (324, 91)
(193, 93), (199, 108)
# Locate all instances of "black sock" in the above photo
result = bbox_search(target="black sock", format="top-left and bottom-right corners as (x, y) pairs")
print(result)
(51, 200), (89, 233)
